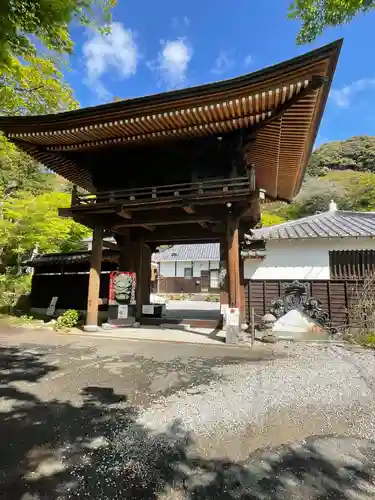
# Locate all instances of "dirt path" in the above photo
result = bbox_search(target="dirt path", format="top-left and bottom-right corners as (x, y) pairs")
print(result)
(0, 329), (375, 498)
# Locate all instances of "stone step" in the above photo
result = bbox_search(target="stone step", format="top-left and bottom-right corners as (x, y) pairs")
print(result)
(140, 317), (221, 329)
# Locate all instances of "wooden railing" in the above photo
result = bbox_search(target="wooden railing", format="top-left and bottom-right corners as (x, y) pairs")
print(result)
(72, 175), (255, 208)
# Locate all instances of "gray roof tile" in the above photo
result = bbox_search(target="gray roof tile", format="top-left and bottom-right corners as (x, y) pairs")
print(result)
(23, 249), (119, 267)
(153, 243), (220, 262)
(250, 210), (375, 241)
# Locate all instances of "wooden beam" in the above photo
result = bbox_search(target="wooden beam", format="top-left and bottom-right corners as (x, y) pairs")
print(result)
(114, 219), (216, 229)
(183, 205), (195, 214)
(123, 192), (251, 211)
(59, 208), (72, 218)
(233, 195), (259, 220)
(126, 224), (222, 242)
(113, 213), (219, 229)
(141, 225), (156, 231)
(68, 192), (251, 215)
(117, 208), (132, 219)
(102, 240), (119, 251)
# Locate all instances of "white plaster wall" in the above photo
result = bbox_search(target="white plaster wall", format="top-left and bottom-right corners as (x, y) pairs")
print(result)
(159, 262), (175, 277)
(176, 261), (191, 277)
(244, 237), (375, 280)
(158, 260), (220, 278)
(193, 261), (209, 277)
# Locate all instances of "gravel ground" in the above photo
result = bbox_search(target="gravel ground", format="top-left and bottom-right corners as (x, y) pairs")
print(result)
(138, 343), (375, 499)
(1, 330), (375, 499)
(139, 343), (375, 438)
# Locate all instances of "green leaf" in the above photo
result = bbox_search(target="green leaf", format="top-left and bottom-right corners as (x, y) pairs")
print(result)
(289, 0), (375, 44)
(0, 191), (90, 270)
(0, 0), (116, 66)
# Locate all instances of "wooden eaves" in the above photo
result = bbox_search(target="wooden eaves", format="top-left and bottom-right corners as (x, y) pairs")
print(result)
(0, 40), (342, 202)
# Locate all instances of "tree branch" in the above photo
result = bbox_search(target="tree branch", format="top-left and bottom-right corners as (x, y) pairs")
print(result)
(0, 84), (44, 93)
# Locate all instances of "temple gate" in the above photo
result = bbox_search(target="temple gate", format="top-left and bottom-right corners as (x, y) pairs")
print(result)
(0, 40), (342, 342)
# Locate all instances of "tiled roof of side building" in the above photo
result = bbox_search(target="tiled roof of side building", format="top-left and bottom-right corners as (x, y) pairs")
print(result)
(23, 249), (119, 267)
(249, 210), (375, 241)
(152, 243), (220, 262)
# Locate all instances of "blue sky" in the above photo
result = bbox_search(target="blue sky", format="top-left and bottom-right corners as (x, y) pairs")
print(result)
(66, 0), (375, 147)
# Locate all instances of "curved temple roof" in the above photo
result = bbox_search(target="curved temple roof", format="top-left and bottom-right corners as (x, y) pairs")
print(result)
(0, 40), (342, 201)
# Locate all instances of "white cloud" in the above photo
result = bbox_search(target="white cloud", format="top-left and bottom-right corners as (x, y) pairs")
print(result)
(150, 38), (193, 88)
(211, 51), (234, 76)
(330, 78), (375, 108)
(244, 54), (254, 68)
(82, 22), (138, 99)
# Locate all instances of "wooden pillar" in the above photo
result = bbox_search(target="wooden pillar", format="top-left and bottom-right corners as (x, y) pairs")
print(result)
(239, 222), (246, 322)
(84, 226), (103, 331)
(220, 235), (229, 307)
(219, 235), (228, 329)
(118, 231), (136, 272)
(239, 257), (246, 323)
(71, 185), (78, 207)
(141, 244), (152, 305)
(132, 240), (144, 319)
(133, 242), (152, 320)
(226, 216), (241, 309)
(225, 215), (242, 343)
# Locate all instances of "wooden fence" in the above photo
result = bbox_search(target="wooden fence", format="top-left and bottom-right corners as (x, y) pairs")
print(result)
(329, 250), (375, 279)
(244, 279), (371, 327)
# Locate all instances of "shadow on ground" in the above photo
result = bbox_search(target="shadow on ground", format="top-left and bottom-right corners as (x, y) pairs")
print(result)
(0, 346), (374, 499)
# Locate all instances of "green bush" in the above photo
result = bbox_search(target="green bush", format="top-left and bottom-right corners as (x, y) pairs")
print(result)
(0, 273), (32, 309)
(206, 294), (220, 302)
(55, 309), (79, 330)
(15, 315), (35, 326)
(357, 334), (375, 348)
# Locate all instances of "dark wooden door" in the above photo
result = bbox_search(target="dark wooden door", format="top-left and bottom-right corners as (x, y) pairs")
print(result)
(201, 270), (210, 292)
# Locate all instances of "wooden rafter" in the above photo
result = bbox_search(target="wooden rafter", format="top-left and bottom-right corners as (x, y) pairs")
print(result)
(0, 40), (342, 202)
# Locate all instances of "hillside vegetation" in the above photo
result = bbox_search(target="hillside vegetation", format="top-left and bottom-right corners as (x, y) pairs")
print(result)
(0, 139), (90, 307)
(309, 136), (375, 176)
(263, 136), (375, 224)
